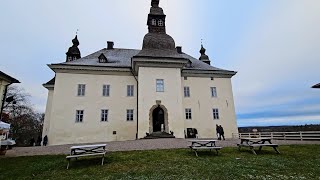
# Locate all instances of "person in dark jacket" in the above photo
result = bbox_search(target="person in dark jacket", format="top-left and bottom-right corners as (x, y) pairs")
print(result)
(30, 137), (35, 146)
(36, 135), (42, 146)
(43, 135), (48, 146)
(219, 125), (225, 140)
(216, 124), (221, 140)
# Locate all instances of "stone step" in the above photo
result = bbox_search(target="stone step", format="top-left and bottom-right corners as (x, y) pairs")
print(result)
(143, 132), (175, 139)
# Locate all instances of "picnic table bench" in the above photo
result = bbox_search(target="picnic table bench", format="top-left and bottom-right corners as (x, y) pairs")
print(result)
(66, 144), (107, 169)
(237, 138), (280, 155)
(189, 139), (222, 157)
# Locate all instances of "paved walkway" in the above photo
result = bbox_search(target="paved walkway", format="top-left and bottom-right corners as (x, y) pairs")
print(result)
(4, 138), (320, 157)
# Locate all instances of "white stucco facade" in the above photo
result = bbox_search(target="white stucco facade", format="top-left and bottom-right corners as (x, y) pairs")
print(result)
(43, 66), (238, 145)
(0, 72), (19, 113)
(0, 79), (10, 112)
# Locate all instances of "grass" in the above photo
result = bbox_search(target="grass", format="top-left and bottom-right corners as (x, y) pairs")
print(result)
(1, 145), (320, 180)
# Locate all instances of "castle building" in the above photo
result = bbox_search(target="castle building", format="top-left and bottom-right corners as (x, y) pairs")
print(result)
(43, 0), (238, 145)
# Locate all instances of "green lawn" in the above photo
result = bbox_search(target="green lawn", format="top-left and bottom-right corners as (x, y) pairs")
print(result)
(1, 145), (320, 180)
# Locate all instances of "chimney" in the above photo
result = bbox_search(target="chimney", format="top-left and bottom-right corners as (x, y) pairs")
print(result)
(176, 46), (182, 54)
(107, 41), (114, 49)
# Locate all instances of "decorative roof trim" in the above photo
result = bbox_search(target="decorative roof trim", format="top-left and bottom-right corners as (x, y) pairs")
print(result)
(182, 69), (237, 78)
(48, 64), (131, 72)
(0, 71), (20, 83)
(133, 55), (188, 61)
(43, 84), (54, 90)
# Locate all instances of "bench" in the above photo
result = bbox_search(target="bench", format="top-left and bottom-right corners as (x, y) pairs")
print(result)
(66, 151), (106, 169)
(237, 142), (280, 155)
(188, 140), (222, 157)
(66, 144), (107, 169)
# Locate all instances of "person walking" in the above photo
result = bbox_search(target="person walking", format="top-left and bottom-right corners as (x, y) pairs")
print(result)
(219, 125), (225, 140)
(216, 124), (221, 140)
(36, 135), (42, 146)
(43, 135), (48, 146)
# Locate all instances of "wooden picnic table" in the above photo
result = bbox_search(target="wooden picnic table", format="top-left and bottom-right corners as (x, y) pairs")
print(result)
(189, 139), (222, 157)
(66, 144), (107, 169)
(237, 137), (280, 155)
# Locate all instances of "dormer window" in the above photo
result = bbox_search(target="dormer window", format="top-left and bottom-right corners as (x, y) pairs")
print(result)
(67, 56), (72, 61)
(72, 57), (77, 61)
(152, 19), (157, 26)
(185, 60), (192, 68)
(158, 19), (164, 26)
(98, 53), (108, 63)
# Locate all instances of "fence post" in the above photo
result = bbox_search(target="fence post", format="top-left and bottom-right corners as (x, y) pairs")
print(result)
(300, 132), (303, 141)
(284, 133), (286, 140)
(271, 132), (273, 139)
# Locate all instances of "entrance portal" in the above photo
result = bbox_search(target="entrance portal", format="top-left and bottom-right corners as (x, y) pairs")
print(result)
(152, 107), (164, 132)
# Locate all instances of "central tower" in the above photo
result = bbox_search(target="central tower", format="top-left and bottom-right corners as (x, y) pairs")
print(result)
(136, 0), (180, 55)
(134, 0), (187, 140)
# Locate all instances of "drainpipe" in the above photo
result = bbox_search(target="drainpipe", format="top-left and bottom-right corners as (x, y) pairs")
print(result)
(0, 84), (11, 119)
(130, 58), (139, 140)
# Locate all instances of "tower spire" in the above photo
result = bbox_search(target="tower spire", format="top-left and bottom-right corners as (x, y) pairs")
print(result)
(199, 42), (211, 65)
(147, 0), (166, 33)
(66, 34), (81, 62)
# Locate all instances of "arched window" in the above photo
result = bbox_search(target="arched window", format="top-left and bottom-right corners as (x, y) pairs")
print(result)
(152, 19), (157, 26)
(158, 19), (164, 26)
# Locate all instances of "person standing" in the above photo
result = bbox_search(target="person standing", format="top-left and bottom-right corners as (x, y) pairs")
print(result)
(30, 137), (35, 146)
(216, 124), (221, 140)
(43, 135), (48, 146)
(36, 135), (42, 146)
(219, 125), (225, 140)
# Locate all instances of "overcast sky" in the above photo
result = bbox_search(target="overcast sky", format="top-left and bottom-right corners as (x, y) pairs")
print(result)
(1, 0), (319, 127)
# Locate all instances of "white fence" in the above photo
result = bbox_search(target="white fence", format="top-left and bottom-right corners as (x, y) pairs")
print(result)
(232, 131), (320, 141)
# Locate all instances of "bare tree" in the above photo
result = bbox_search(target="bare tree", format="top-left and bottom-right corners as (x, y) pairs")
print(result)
(2, 86), (43, 146)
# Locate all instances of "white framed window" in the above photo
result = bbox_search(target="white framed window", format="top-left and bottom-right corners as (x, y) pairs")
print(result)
(73, 56), (77, 61)
(76, 110), (84, 123)
(185, 108), (192, 120)
(127, 85), (134, 97)
(152, 19), (157, 26)
(103, 85), (110, 97)
(158, 19), (164, 26)
(213, 108), (219, 120)
(184, 87), (190, 97)
(127, 109), (134, 121)
(77, 84), (86, 96)
(101, 109), (109, 122)
(156, 79), (164, 92)
(211, 87), (217, 97)
(68, 56), (72, 61)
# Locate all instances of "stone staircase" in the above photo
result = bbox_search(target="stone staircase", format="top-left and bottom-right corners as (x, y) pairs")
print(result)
(143, 132), (175, 139)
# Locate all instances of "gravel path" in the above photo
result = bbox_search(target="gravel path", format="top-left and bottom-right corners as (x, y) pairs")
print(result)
(3, 138), (320, 157)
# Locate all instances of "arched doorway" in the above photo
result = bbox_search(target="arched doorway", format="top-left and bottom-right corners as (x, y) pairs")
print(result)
(152, 107), (164, 132)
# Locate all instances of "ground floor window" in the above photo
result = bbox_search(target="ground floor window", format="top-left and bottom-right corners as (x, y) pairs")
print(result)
(127, 109), (134, 121)
(213, 108), (219, 120)
(101, 109), (109, 122)
(76, 110), (84, 123)
(185, 108), (192, 120)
